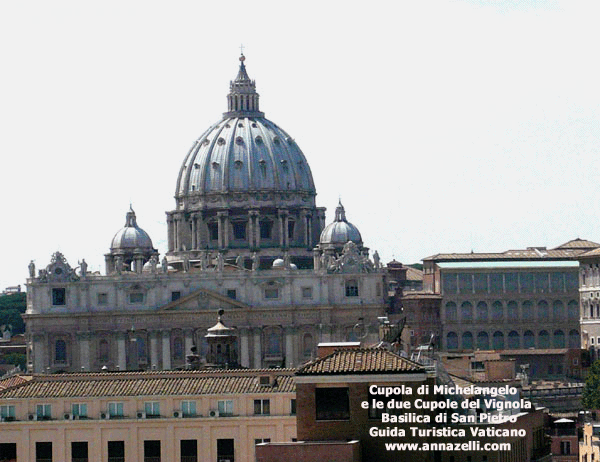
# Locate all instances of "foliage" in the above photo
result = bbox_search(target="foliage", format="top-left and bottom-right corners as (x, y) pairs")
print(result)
(583, 359), (600, 409)
(1, 353), (26, 370)
(0, 293), (26, 313)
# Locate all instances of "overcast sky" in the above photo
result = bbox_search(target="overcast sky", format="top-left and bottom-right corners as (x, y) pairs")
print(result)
(1, 0), (599, 290)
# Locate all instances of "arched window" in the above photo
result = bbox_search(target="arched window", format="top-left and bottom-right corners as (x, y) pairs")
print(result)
(569, 329), (580, 348)
(461, 302), (473, 321)
(137, 336), (147, 362)
(462, 332), (473, 350)
(266, 330), (282, 356)
(537, 301), (549, 320)
(173, 337), (184, 361)
(476, 302), (488, 322)
(55, 339), (67, 363)
(445, 302), (457, 321)
(477, 332), (489, 350)
(522, 301), (533, 321)
(447, 332), (458, 350)
(538, 330), (550, 348)
(99, 339), (109, 363)
(492, 301), (503, 321)
(507, 301), (518, 321)
(303, 333), (314, 357)
(492, 331), (504, 350)
(507, 331), (520, 349)
(567, 300), (579, 319)
(553, 330), (565, 348)
(523, 330), (535, 348)
(553, 301), (565, 320)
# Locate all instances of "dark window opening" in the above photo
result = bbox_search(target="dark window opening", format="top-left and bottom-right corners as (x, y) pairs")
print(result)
(0, 443), (17, 461)
(253, 399), (270, 415)
(180, 440), (197, 462)
(108, 441), (125, 462)
(55, 339), (67, 363)
(260, 221), (272, 239)
(129, 292), (144, 304)
(217, 439), (234, 462)
(36, 442), (52, 462)
(227, 289), (237, 300)
(171, 291), (181, 302)
(52, 288), (66, 306)
(290, 399), (296, 415)
(264, 288), (279, 299)
(316, 387), (350, 420)
(233, 222), (246, 240)
(208, 223), (219, 241)
(71, 442), (88, 462)
(287, 221), (295, 240)
(144, 440), (161, 462)
(345, 280), (359, 297)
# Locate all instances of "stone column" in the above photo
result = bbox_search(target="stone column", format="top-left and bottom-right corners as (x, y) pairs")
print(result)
(161, 330), (171, 370)
(255, 213), (261, 249)
(248, 211), (256, 249)
(167, 216), (174, 252)
(116, 332), (127, 371)
(306, 213), (313, 248)
(149, 331), (159, 369)
(321, 325), (332, 343)
(77, 332), (91, 371)
(252, 327), (262, 369)
(285, 327), (296, 368)
(191, 216), (197, 250)
(33, 334), (45, 373)
(239, 327), (250, 368)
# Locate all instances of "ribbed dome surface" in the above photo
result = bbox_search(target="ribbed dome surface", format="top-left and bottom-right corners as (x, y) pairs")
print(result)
(175, 117), (315, 197)
(110, 208), (154, 251)
(320, 202), (362, 246)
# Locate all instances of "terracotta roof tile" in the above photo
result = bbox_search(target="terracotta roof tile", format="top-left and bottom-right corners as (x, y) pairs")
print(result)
(296, 348), (424, 375)
(554, 238), (600, 250)
(0, 370), (294, 399)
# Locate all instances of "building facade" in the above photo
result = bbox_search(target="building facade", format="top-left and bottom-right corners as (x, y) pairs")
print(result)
(24, 55), (387, 373)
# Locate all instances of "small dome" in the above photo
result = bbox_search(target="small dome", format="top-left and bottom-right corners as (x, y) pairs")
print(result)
(110, 207), (154, 251)
(272, 258), (285, 268)
(319, 201), (362, 247)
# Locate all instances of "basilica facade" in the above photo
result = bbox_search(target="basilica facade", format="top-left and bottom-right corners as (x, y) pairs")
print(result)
(24, 55), (386, 373)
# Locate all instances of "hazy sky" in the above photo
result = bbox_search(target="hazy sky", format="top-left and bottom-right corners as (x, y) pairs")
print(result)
(1, 0), (599, 290)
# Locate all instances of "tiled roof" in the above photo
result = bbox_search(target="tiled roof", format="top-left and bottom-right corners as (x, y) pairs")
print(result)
(554, 238), (600, 250)
(0, 375), (32, 391)
(0, 370), (294, 399)
(406, 266), (423, 281)
(579, 248), (600, 258)
(424, 248), (586, 262)
(296, 348), (424, 375)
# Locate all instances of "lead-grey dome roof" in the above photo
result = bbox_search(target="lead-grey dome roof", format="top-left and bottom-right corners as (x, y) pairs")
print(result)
(110, 207), (154, 251)
(175, 55), (316, 199)
(319, 201), (363, 247)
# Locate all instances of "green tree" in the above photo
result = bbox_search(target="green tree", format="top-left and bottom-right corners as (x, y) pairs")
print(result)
(0, 293), (26, 313)
(1, 353), (26, 370)
(583, 359), (600, 408)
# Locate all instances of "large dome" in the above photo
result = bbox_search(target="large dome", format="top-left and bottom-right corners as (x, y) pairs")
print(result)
(166, 55), (326, 268)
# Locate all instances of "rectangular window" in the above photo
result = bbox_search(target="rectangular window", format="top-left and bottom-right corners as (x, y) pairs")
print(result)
(560, 441), (571, 455)
(535, 272), (550, 293)
(458, 273), (473, 294)
(315, 387), (350, 421)
(345, 280), (359, 297)
(71, 403), (87, 419)
(287, 221), (295, 240)
(97, 293), (108, 305)
(565, 271), (579, 291)
(442, 273), (457, 294)
(0, 444), (16, 461)
(144, 401), (160, 418)
(254, 399), (270, 415)
(129, 292), (144, 304)
(505, 272), (518, 292)
(233, 222), (247, 240)
(181, 400), (196, 417)
(519, 272), (534, 293)
(171, 291), (181, 302)
(71, 441), (88, 462)
(217, 439), (234, 462)
(260, 221), (272, 239)
(36, 442), (52, 462)
(473, 273), (487, 293)
(217, 399), (233, 416)
(108, 402), (124, 418)
(36, 404), (52, 420)
(254, 438), (271, 445)
(144, 440), (161, 462)
(52, 288), (66, 306)
(180, 440), (197, 462)
(208, 223), (219, 241)
(264, 288), (279, 299)
(290, 399), (296, 415)
(107, 441), (124, 462)
(0, 405), (15, 420)
(227, 289), (237, 300)
(301, 287), (313, 299)
(489, 273), (503, 293)
(551, 271), (565, 292)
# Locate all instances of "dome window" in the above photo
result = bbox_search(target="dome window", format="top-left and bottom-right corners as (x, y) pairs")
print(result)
(217, 138), (226, 146)
(252, 122), (258, 128)
(236, 136), (244, 145)
(234, 160), (243, 169)
(238, 123), (244, 128)
(203, 139), (210, 146)
(225, 123), (231, 128)
(194, 163), (200, 169)
(255, 136), (263, 144)
(273, 136), (280, 145)
(280, 160), (289, 173)
(212, 162), (220, 169)
(286, 137), (294, 144)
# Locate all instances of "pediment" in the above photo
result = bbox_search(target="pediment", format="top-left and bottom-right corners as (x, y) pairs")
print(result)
(159, 288), (250, 311)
